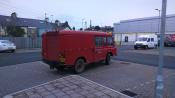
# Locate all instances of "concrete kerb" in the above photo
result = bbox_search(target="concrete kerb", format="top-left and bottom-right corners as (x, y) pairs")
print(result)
(3, 75), (133, 98)
(77, 75), (133, 98)
(15, 48), (41, 53)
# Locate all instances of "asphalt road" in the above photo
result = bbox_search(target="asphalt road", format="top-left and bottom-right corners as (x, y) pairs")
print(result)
(114, 45), (175, 69)
(0, 46), (174, 69)
(114, 52), (175, 69)
(0, 52), (41, 67)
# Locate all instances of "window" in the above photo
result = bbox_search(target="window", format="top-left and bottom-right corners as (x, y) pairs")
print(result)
(138, 37), (147, 41)
(103, 37), (107, 46)
(124, 36), (128, 42)
(95, 37), (103, 47)
(151, 38), (154, 42)
(107, 37), (113, 45)
(147, 38), (150, 42)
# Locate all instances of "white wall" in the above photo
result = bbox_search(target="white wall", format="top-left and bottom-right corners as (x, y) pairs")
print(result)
(114, 15), (175, 34)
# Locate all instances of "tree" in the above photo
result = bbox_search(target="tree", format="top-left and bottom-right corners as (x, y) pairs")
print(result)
(6, 26), (25, 37)
(94, 26), (101, 31)
(72, 27), (75, 30)
(6, 12), (25, 37)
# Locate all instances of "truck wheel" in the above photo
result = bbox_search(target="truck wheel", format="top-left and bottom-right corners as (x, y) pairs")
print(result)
(105, 53), (111, 65)
(11, 50), (15, 53)
(154, 45), (158, 49)
(74, 59), (85, 74)
(144, 45), (148, 49)
(134, 46), (138, 50)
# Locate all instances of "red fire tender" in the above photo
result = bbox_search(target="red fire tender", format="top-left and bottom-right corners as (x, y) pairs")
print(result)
(42, 30), (117, 73)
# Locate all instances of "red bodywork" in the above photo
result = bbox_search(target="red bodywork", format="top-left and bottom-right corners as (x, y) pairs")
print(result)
(42, 30), (117, 68)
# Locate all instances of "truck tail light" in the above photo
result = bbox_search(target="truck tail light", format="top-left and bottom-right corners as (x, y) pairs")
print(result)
(59, 53), (65, 63)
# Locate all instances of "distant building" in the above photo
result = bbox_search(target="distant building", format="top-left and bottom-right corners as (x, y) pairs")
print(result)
(0, 13), (71, 37)
(113, 14), (175, 45)
(85, 26), (113, 33)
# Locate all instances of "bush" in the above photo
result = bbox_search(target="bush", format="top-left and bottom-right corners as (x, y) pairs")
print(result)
(7, 26), (25, 37)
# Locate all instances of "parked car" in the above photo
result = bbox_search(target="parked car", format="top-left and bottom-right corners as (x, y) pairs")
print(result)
(0, 40), (16, 52)
(134, 34), (158, 49)
(164, 34), (175, 47)
(42, 30), (117, 73)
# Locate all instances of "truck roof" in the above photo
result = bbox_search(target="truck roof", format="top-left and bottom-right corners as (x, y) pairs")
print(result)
(45, 30), (112, 36)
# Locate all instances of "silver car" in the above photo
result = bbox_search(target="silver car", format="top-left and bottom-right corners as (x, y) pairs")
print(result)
(0, 40), (16, 52)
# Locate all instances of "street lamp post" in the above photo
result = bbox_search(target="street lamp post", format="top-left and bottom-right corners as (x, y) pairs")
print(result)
(155, 0), (167, 98)
(51, 15), (53, 23)
(82, 19), (85, 30)
(155, 9), (161, 35)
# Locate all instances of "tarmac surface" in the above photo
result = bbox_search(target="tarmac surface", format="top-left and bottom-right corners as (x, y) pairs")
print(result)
(125, 47), (175, 57)
(1, 60), (175, 98)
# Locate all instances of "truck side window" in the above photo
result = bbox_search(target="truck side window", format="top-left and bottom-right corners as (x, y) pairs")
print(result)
(147, 38), (150, 42)
(103, 37), (107, 46)
(95, 37), (103, 47)
(107, 37), (113, 46)
(151, 38), (154, 42)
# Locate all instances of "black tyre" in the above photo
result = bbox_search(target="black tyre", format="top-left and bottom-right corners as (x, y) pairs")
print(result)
(154, 45), (158, 49)
(134, 46), (138, 50)
(11, 50), (15, 53)
(105, 53), (111, 65)
(74, 59), (85, 74)
(144, 45), (148, 49)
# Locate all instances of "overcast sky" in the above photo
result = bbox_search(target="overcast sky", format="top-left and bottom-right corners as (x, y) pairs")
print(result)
(0, 0), (175, 29)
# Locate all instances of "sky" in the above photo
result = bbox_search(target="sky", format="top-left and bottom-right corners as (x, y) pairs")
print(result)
(0, 0), (175, 29)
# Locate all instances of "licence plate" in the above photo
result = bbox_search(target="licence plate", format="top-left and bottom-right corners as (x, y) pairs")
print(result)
(8, 47), (13, 49)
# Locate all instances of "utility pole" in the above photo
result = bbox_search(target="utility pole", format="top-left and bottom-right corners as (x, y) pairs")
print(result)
(50, 15), (53, 23)
(155, 0), (167, 98)
(155, 9), (161, 35)
(82, 18), (85, 30)
(90, 20), (92, 28)
(85, 21), (87, 29)
(45, 13), (47, 32)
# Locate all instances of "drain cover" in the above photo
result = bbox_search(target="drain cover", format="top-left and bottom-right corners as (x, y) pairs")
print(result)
(121, 90), (137, 97)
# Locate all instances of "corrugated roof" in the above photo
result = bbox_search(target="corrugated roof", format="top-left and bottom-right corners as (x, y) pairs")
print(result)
(119, 14), (175, 23)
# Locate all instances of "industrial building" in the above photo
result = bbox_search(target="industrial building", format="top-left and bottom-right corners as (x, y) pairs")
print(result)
(113, 14), (175, 45)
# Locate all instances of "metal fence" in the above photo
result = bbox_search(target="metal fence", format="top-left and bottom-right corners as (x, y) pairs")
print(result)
(0, 37), (42, 49)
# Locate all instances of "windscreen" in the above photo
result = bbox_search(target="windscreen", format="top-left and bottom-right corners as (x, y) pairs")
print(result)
(137, 37), (147, 41)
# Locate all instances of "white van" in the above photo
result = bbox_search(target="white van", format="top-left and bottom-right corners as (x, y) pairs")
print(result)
(134, 35), (158, 49)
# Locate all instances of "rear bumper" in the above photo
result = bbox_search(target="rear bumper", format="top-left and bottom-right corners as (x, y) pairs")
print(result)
(42, 59), (74, 69)
(165, 41), (175, 46)
(42, 59), (65, 67)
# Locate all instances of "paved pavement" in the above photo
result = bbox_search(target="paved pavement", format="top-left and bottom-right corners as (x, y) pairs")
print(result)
(4, 75), (131, 98)
(1, 60), (175, 98)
